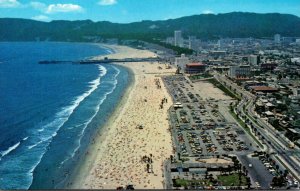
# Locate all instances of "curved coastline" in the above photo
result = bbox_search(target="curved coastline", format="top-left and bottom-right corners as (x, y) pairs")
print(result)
(66, 63), (135, 188)
(28, 43), (126, 189)
(69, 44), (175, 189)
(0, 42), (118, 190)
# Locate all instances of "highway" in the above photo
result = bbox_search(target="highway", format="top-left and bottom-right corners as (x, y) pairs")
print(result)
(214, 73), (300, 182)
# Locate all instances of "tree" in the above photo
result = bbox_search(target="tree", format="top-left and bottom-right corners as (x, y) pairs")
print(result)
(283, 170), (288, 177)
(208, 174), (214, 182)
(275, 165), (280, 172)
(247, 177), (251, 189)
(205, 170), (208, 179)
(265, 153), (270, 159)
(242, 166), (246, 174)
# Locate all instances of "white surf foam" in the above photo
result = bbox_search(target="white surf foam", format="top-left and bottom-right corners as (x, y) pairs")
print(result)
(63, 65), (120, 164)
(25, 64), (108, 185)
(0, 142), (21, 159)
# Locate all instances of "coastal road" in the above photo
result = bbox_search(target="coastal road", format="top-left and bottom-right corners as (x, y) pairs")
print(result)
(214, 73), (300, 182)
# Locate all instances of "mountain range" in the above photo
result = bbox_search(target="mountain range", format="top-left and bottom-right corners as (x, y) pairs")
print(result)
(1, 12), (300, 42)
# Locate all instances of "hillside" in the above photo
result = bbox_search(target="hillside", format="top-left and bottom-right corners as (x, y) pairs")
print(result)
(1, 12), (300, 42)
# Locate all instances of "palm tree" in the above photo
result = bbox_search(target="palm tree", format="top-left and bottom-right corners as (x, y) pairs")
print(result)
(208, 174), (214, 183)
(247, 177), (251, 189)
(275, 165), (280, 172)
(205, 170), (208, 179)
(219, 167), (224, 175)
(242, 166), (246, 174)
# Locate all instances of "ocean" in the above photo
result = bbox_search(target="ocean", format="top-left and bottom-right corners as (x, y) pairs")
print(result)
(0, 42), (131, 189)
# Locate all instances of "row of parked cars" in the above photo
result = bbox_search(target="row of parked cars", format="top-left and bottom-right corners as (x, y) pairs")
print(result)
(187, 132), (203, 155)
(214, 130), (249, 152)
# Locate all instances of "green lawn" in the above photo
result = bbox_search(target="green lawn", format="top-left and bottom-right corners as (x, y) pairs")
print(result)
(189, 73), (212, 80)
(174, 179), (212, 187)
(217, 173), (247, 186)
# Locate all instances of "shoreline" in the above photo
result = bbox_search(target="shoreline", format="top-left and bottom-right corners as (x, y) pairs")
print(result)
(69, 44), (176, 189)
(67, 63), (135, 188)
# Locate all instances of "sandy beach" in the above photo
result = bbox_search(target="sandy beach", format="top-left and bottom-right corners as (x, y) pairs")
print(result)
(70, 45), (176, 189)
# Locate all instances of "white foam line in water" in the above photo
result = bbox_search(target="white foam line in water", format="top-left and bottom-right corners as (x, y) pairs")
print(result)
(27, 65), (107, 150)
(0, 136), (29, 160)
(61, 65), (120, 165)
(27, 140), (44, 150)
(25, 64), (107, 187)
(71, 65), (120, 157)
(0, 142), (21, 160)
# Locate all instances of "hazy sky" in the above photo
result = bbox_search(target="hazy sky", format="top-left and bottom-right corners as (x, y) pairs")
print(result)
(0, 0), (299, 23)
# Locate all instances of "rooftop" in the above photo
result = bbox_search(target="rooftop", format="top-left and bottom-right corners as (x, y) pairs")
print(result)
(250, 86), (278, 91)
(186, 63), (206, 67)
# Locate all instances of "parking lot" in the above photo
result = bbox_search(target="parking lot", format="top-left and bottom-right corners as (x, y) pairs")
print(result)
(164, 75), (258, 158)
(162, 75), (276, 188)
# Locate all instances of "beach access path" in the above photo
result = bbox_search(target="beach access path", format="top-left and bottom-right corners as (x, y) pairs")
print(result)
(70, 45), (176, 189)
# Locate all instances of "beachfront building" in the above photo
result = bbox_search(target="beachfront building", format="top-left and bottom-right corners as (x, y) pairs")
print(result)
(250, 86), (279, 94)
(174, 30), (183, 47)
(274, 34), (281, 43)
(175, 54), (189, 72)
(228, 65), (251, 79)
(185, 63), (207, 74)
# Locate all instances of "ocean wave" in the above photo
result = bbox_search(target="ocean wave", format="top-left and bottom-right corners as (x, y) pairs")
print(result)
(27, 65), (107, 150)
(27, 140), (43, 150)
(62, 65), (120, 164)
(105, 48), (115, 55)
(25, 64), (107, 186)
(0, 142), (21, 160)
(99, 65), (107, 77)
(0, 136), (28, 161)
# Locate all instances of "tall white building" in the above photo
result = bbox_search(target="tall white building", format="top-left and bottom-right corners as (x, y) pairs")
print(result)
(274, 34), (281, 43)
(174, 30), (183, 47)
(248, 55), (258, 65)
(188, 36), (196, 49)
(188, 36), (201, 50)
(175, 54), (189, 72)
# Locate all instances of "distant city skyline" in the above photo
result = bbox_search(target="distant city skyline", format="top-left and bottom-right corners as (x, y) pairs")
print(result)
(0, 0), (299, 23)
